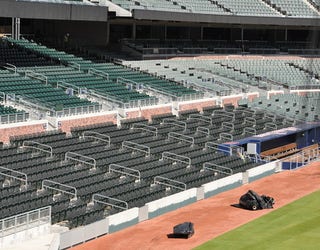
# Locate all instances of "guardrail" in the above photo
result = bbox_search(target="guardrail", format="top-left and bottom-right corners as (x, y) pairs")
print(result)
(0, 206), (51, 239)
(65, 151), (97, 170)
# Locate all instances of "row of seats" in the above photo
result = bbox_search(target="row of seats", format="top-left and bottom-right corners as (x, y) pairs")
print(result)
(108, 0), (319, 17)
(0, 69), (100, 112)
(0, 42), (57, 67)
(244, 93), (320, 122)
(125, 58), (320, 95)
(5, 37), (201, 102)
(2, 104), (292, 228)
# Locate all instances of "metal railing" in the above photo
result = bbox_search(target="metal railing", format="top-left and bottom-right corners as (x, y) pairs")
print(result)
(0, 166), (28, 188)
(244, 127), (256, 135)
(89, 68), (109, 81)
(109, 164), (141, 182)
(162, 118), (187, 131)
(153, 176), (186, 191)
(0, 206), (51, 238)
(188, 114), (212, 125)
(57, 80), (88, 95)
(92, 194), (128, 210)
(117, 77), (142, 90)
(25, 70), (48, 84)
(0, 112), (29, 124)
(168, 132), (194, 146)
(205, 142), (230, 155)
(3, 63), (17, 74)
(68, 62), (81, 72)
(196, 126), (210, 136)
(203, 162), (233, 176)
(219, 132), (233, 142)
(162, 151), (191, 167)
(132, 123), (158, 137)
(42, 180), (77, 200)
(82, 131), (111, 147)
(122, 141), (151, 157)
(65, 151), (97, 170)
(212, 110), (235, 120)
(22, 141), (53, 158)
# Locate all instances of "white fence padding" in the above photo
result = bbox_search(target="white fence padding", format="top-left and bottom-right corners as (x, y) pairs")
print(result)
(146, 188), (197, 213)
(247, 161), (278, 180)
(203, 173), (242, 195)
(108, 207), (139, 228)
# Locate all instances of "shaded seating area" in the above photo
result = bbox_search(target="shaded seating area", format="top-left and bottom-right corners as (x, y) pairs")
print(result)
(5, 37), (201, 103)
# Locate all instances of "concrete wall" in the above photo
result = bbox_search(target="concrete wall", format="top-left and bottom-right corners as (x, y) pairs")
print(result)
(0, 0), (108, 21)
(34, 20), (109, 47)
(108, 208), (139, 233)
(146, 188), (197, 219)
(203, 173), (243, 199)
(247, 161), (279, 182)
(60, 219), (109, 249)
(133, 9), (320, 27)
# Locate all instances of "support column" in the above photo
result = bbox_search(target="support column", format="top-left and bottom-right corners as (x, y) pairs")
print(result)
(11, 17), (15, 39)
(106, 22), (110, 46)
(132, 22), (136, 40)
(11, 18), (21, 40)
(200, 26), (204, 41)
(241, 27), (244, 42)
(285, 28), (288, 41)
(16, 18), (21, 40)
(241, 27), (244, 53)
(164, 25), (167, 41)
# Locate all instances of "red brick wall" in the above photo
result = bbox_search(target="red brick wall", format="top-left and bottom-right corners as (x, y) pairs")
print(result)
(221, 96), (242, 107)
(0, 123), (47, 143)
(179, 99), (216, 112)
(59, 113), (117, 133)
(247, 93), (259, 101)
(125, 105), (172, 121)
(125, 110), (140, 120)
(267, 90), (284, 99)
(141, 106), (172, 121)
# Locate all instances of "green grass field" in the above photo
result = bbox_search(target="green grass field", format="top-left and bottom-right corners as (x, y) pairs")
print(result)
(195, 190), (320, 250)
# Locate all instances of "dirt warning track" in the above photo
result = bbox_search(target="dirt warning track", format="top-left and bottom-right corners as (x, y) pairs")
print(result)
(71, 162), (320, 250)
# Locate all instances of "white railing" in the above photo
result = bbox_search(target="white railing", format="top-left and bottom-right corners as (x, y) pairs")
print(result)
(122, 141), (151, 157)
(0, 206), (51, 238)
(65, 151), (97, 170)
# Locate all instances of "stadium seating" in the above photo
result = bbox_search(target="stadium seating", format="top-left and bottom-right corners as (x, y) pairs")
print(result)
(267, 0), (319, 16)
(127, 58), (320, 93)
(0, 103), (28, 124)
(107, 0), (319, 17)
(20, 0), (94, 5)
(19, 65), (157, 107)
(109, 0), (281, 16)
(246, 93), (320, 122)
(1, 103), (296, 229)
(5, 37), (201, 101)
(0, 69), (100, 113)
(0, 42), (57, 67)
